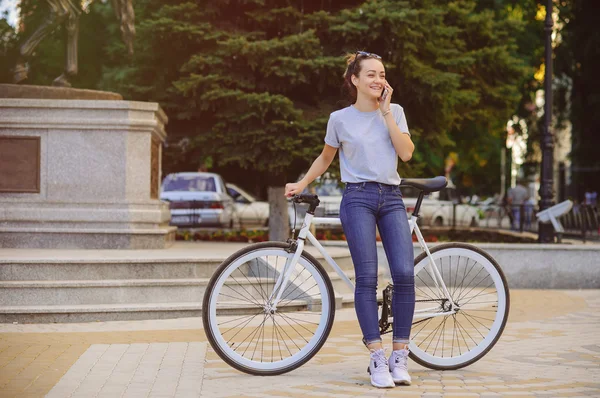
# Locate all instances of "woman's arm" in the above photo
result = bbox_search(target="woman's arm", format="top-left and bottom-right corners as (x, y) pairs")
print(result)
(384, 111), (414, 162)
(379, 82), (414, 162)
(285, 144), (337, 197)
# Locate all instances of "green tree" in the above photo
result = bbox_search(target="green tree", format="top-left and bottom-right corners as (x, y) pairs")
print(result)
(0, 12), (18, 83)
(101, 1), (347, 240)
(314, 0), (532, 195)
(13, 0), (540, 237)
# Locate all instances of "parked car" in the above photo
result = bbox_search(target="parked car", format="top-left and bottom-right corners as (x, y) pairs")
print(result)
(298, 176), (479, 227)
(313, 179), (343, 217)
(401, 184), (480, 227)
(160, 172), (236, 228)
(226, 183), (269, 228)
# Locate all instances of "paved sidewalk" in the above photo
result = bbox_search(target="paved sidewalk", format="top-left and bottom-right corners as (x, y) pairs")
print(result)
(0, 289), (599, 397)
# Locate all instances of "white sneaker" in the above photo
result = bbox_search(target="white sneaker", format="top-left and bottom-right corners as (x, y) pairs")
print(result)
(367, 349), (395, 388)
(389, 348), (412, 385)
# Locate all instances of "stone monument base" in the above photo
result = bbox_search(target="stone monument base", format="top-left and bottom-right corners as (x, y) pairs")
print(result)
(0, 93), (175, 249)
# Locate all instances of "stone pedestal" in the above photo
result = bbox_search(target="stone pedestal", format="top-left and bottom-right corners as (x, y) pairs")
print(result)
(0, 98), (175, 249)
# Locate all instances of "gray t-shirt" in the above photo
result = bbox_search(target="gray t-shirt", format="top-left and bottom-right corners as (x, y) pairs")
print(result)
(507, 184), (530, 205)
(324, 103), (410, 185)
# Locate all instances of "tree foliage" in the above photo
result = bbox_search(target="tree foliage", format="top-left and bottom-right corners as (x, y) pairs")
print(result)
(4, 0), (544, 198)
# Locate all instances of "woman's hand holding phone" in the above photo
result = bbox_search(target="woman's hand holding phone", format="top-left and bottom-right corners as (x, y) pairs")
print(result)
(378, 81), (393, 113)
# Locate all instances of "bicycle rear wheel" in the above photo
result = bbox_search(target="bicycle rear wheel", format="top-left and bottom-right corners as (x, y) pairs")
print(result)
(202, 242), (335, 375)
(410, 243), (509, 370)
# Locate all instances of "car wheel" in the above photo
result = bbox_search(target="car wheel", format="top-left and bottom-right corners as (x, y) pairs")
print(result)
(433, 216), (444, 227)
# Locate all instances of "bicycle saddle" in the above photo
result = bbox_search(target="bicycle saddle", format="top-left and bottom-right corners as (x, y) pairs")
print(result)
(400, 176), (448, 193)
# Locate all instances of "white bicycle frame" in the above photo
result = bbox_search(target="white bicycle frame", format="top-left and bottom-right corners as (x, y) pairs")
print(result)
(268, 212), (457, 319)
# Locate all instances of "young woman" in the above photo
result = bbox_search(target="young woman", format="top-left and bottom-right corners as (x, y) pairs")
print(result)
(285, 51), (416, 388)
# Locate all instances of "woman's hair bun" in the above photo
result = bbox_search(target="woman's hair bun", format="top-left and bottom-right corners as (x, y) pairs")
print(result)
(345, 53), (357, 66)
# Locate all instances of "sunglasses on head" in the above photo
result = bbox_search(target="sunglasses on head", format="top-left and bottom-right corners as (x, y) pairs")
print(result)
(356, 51), (382, 59)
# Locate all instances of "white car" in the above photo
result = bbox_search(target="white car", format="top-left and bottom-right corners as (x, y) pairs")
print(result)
(226, 183), (299, 229)
(226, 183), (269, 228)
(401, 184), (480, 227)
(300, 178), (479, 227)
(160, 172), (236, 228)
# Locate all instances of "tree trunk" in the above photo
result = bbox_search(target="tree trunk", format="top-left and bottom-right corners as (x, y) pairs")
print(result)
(268, 186), (290, 242)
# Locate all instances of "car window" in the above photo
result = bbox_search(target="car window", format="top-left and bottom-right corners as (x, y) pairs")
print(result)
(439, 188), (458, 202)
(227, 186), (240, 197)
(400, 186), (421, 198)
(162, 175), (216, 192)
(315, 184), (343, 197)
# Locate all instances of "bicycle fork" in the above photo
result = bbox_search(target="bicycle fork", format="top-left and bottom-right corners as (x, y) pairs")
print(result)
(412, 218), (458, 318)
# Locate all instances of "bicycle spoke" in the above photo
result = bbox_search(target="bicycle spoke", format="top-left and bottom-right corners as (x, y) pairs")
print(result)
(453, 317), (471, 352)
(278, 270), (313, 303)
(239, 314), (269, 356)
(409, 245), (509, 370)
(455, 316), (478, 347)
(458, 291), (498, 302)
(241, 315), (270, 356)
(225, 274), (266, 306)
(458, 280), (495, 306)
(458, 312), (487, 339)
(461, 311), (494, 327)
(451, 315), (457, 357)
(273, 316), (302, 351)
(276, 313), (321, 326)
(456, 274), (492, 304)
(271, 315), (276, 362)
(218, 291), (263, 307)
(416, 275), (440, 302)
(250, 256), (268, 303)
(453, 257), (477, 300)
(218, 312), (263, 327)
(239, 264), (269, 303)
(420, 318), (446, 351)
(277, 312), (317, 336)
(453, 256), (460, 300)
(223, 312), (263, 340)
(433, 316), (448, 356)
(411, 316), (435, 338)
(273, 317), (293, 357)
(275, 312), (310, 344)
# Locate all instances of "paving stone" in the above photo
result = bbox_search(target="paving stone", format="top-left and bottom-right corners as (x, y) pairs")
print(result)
(0, 290), (598, 397)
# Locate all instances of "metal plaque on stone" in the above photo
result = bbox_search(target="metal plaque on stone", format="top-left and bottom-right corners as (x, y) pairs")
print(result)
(0, 136), (41, 193)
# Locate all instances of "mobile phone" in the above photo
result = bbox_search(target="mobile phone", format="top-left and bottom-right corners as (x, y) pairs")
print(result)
(380, 88), (388, 101)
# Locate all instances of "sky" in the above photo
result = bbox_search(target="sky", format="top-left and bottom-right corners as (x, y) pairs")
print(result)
(0, 0), (18, 27)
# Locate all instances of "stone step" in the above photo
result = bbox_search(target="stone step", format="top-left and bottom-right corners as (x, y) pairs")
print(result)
(0, 242), (357, 322)
(0, 253), (353, 281)
(0, 260), (222, 281)
(0, 272), (343, 307)
(0, 303), (202, 323)
(0, 279), (209, 306)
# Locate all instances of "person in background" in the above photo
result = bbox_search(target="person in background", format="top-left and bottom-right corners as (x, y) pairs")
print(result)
(507, 178), (530, 231)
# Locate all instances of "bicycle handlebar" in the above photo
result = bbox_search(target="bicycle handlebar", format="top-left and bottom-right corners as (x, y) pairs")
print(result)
(292, 193), (319, 204)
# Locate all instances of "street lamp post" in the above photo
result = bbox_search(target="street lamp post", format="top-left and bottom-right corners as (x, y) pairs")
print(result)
(538, 0), (555, 243)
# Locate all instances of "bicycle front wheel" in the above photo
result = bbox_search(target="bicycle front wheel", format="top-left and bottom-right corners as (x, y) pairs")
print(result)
(202, 242), (336, 375)
(410, 243), (510, 370)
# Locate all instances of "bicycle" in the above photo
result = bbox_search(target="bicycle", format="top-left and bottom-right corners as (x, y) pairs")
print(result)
(202, 176), (510, 375)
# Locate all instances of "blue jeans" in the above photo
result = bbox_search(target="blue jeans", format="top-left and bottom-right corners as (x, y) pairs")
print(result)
(340, 182), (415, 345)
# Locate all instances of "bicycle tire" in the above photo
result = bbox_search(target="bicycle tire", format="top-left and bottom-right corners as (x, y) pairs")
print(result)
(409, 243), (510, 370)
(202, 241), (336, 376)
